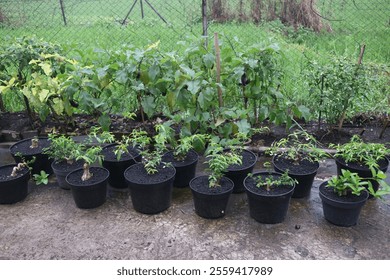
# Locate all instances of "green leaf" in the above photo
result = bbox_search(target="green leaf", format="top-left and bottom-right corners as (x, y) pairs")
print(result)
(141, 96), (156, 118)
(203, 53), (215, 69)
(98, 113), (111, 132)
(235, 119), (251, 134)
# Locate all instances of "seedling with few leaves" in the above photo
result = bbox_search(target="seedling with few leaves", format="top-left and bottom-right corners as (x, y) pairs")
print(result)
(206, 143), (242, 188)
(76, 146), (103, 181)
(249, 171), (297, 192)
(43, 134), (81, 164)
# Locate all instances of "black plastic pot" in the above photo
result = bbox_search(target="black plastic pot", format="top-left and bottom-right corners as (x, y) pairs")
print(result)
(189, 175), (234, 219)
(225, 149), (257, 193)
(10, 137), (53, 175)
(124, 163), (176, 214)
(272, 155), (319, 198)
(244, 171), (295, 224)
(51, 160), (84, 190)
(66, 167), (109, 209)
(102, 144), (141, 189)
(0, 164), (30, 204)
(319, 181), (369, 227)
(162, 150), (199, 188)
(335, 157), (389, 198)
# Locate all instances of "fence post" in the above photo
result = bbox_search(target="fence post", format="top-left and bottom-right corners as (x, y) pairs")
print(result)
(202, 0), (208, 47)
(59, 0), (67, 26)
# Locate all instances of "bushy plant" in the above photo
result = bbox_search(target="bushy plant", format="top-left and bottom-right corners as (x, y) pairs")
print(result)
(267, 130), (330, 164)
(330, 135), (389, 169)
(43, 134), (82, 164)
(326, 169), (390, 199)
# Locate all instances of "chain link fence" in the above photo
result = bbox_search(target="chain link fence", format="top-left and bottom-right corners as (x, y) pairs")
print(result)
(0, 1), (388, 59)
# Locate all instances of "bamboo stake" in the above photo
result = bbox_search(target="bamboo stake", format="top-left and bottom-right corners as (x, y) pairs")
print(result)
(214, 33), (223, 108)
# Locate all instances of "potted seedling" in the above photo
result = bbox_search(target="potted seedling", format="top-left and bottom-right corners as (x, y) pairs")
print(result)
(157, 123), (207, 188)
(319, 168), (390, 227)
(244, 164), (297, 224)
(43, 134), (84, 190)
(88, 127), (141, 190)
(65, 145), (109, 209)
(189, 142), (242, 219)
(0, 161), (30, 204)
(10, 136), (53, 175)
(267, 131), (329, 198)
(124, 128), (176, 214)
(222, 132), (260, 194)
(330, 135), (389, 197)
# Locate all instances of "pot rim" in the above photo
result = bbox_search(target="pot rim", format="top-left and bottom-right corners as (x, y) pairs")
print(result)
(272, 154), (320, 176)
(65, 166), (110, 187)
(162, 149), (199, 165)
(319, 181), (369, 205)
(334, 156), (389, 172)
(189, 175), (234, 195)
(0, 163), (30, 181)
(102, 143), (141, 163)
(124, 162), (176, 185)
(9, 136), (50, 155)
(243, 171), (295, 197)
(226, 148), (258, 172)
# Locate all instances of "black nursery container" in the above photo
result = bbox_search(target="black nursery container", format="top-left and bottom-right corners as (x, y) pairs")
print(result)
(66, 167), (109, 209)
(10, 137), (53, 175)
(319, 181), (369, 227)
(51, 160), (84, 190)
(273, 156), (319, 198)
(189, 176), (234, 219)
(244, 171), (295, 224)
(124, 163), (176, 214)
(225, 149), (257, 193)
(102, 144), (141, 189)
(0, 164), (30, 204)
(162, 150), (199, 188)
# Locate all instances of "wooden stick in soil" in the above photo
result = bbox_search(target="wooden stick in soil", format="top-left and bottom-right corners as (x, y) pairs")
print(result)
(337, 44), (366, 130)
(214, 33), (223, 108)
(202, 0), (208, 47)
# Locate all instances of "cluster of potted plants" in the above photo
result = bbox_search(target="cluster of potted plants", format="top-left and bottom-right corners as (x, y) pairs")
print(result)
(1, 127), (390, 228)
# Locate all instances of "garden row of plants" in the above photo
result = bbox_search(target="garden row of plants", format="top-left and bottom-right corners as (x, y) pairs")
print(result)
(1, 124), (390, 227)
(1, 36), (388, 137)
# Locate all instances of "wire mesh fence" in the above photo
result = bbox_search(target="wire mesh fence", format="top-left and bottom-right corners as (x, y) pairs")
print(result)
(0, 1), (388, 60)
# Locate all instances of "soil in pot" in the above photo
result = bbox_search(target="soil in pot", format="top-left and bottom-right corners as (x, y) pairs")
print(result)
(51, 160), (85, 190)
(244, 172), (295, 224)
(273, 155), (319, 198)
(66, 167), (109, 209)
(0, 164), (30, 204)
(189, 175), (234, 219)
(162, 149), (199, 188)
(319, 182), (368, 227)
(102, 144), (141, 189)
(335, 157), (389, 198)
(124, 163), (176, 215)
(225, 149), (257, 194)
(10, 137), (53, 175)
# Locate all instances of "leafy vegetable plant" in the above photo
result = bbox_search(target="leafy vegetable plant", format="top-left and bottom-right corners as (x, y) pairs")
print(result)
(330, 135), (389, 169)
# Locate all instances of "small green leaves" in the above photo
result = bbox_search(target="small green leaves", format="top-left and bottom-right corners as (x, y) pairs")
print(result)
(33, 171), (49, 185)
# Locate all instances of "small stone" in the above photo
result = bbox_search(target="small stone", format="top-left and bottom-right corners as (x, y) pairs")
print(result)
(295, 225), (301, 230)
